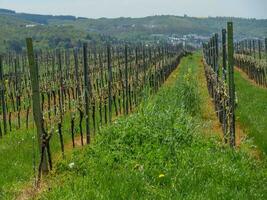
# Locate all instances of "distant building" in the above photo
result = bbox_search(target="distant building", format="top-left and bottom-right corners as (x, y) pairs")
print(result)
(25, 24), (37, 28)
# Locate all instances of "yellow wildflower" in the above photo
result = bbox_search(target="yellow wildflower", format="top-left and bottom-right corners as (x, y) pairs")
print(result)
(158, 174), (165, 178)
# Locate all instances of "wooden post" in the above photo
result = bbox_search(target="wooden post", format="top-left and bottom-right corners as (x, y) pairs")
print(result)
(58, 122), (64, 158)
(253, 40), (256, 58)
(83, 43), (91, 144)
(107, 44), (113, 123)
(0, 55), (7, 135)
(258, 40), (262, 60)
(143, 46), (146, 85)
(215, 33), (219, 78)
(57, 50), (64, 123)
(249, 40), (252, 56)
(125, 45), (129, 115)
(74, 48), (81, 99)
(222, 29), (227, 82)
(222, 29), (228, 144)
(135, 46), (139, 105)
(15, 58), (21, 129)
(70, 114), (75, 148)
(210, 37), (214, 71)
(26, 38), (49, 174)
(227, 22), (236, 148)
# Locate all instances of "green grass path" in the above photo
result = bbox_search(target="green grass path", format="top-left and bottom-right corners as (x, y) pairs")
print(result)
(234, 69), (267, 153)
(38, 53), (267, 200)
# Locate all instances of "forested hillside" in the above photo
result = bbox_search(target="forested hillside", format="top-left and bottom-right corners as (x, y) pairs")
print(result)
(1, 8), (267, 52)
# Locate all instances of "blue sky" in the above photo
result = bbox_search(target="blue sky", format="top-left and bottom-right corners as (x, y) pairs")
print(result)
(0, 0), (266, 19)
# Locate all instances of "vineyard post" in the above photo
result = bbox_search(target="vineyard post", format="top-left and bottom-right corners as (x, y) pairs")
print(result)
(99, 52), (104, 124)
(215, 33), (219, 78)
(52, 51), (56, 82)
(249, 40), (252, 56)
(125, 45), (129, 115)
(14, 58), (18, 102)
(143, 46), (146, 85)
(0, 55), (7, 135)
(74, 48), (81, 99)
(265, 38), (267, 59)
(65, 49), (70, 79)
(107, 44), (113, 123)
(227, 22), (236, 147)
(222, 29), (228, 143)
(253, 40), (256, 58)
(57, 50), (64, 122)
(258, 40), (262, 60)
(209, 38), (213, 68)
(222, 30), (227, 82)
(211, 37), (214, 69)
(135, 46), (139, 105)
(57, 50), (65, 158)
(15, 57), (21, 128)
(207, 41), (210, 65)
(26, 38), (49, 174)
(210, 37), (213, 69)
(83, 43), (91, 144)
(211, 37), (215, 99)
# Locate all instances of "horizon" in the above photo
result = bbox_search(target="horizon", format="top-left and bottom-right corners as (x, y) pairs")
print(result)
(1, 7), (267, 21)
(0, 0), (266, 19)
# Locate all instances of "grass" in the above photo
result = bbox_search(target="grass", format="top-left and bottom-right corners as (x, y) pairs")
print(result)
(0, 55), (181, 199)
(38, 53), (267, 200)
(0, 97), (138, 199)
(234, 69), (267, 153)
(0, 111), (76, 199)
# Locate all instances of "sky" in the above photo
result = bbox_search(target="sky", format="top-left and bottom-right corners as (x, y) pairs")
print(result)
(0, 0), (266, 19)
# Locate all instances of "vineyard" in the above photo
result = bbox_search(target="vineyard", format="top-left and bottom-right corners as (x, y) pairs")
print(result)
(0, 40), (188, 198)
(0, 17), (267, 200)
(235, 38), (267, 87)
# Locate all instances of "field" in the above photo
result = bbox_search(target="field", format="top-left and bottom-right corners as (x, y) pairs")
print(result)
(37, 53), (267, 199)
(0, 43), (187, 199)
(0, 50), (266, 199)
(0, 7), (267, 200)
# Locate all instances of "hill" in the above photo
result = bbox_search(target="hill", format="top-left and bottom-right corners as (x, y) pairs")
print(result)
(0, 8), (267, 52)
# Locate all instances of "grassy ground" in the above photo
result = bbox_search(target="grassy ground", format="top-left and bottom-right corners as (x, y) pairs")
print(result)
(234, 69), (267, 153)
(0, 112), (76, 199)
(0, 97), (138, 199)
(0, 55), (183, 199)
(37, 53), (267, 200)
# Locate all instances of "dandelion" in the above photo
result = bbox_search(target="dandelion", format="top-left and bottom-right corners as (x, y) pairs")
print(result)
(158, 174), (165, 178)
